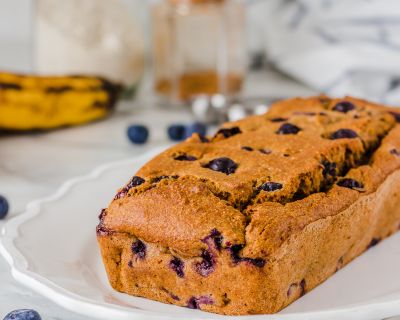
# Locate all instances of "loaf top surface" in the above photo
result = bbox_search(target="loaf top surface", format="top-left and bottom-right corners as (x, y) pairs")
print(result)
(99, 96), (400, 260)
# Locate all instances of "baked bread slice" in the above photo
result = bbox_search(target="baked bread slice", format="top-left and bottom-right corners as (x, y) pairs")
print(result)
(97, 96), (400, 315)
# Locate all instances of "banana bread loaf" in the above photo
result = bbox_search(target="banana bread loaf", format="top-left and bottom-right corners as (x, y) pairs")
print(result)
(97, 96), (400, 315)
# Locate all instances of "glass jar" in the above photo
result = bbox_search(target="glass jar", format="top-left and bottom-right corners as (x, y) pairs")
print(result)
(152, 0), (246, 103)
(35, 0), (145, 96)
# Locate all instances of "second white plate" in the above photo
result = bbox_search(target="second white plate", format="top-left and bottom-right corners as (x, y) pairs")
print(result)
(2, 147), (400, 320)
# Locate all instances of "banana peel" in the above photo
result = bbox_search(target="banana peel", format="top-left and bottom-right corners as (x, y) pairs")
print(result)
(0, 72), (122, 131)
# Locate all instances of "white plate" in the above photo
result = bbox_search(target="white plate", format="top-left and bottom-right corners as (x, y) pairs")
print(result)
(2, 147), (400, 320)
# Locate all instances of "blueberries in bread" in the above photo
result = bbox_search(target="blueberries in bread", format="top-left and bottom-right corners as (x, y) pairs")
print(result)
(367, 238), (380, 249)
(322, 161), (337, 177)
(131, 240), (146, 259)
(114, 176), (145, 199)
(336, 178), (364, 190)
(203, 229), (223, 251)
(299, 279), (306, 296)
(127, 176), (145, 188)
(168, 124), (186, 141)
(174, 154), (197, 161)
(127, 124), (149, 144)
(389, 111), (400, 122)
(169, 257), (185, 278)
(330, 129), (358, 139)
(276, 123), (301, 135)
(214, 126), (241, 138)
(259, 182), (283, 192)
(390, 149), (400, 156)
(98, 208), (106, 221)
(97, 96), (400, 315)
(0, 195), (9, 219)
(229, 245), (266, 267)
(333, 101), (356, 113)
(187, 296), (214, 309)
(205, 157), (238, 175)
(269, 117), (288, 122)
(195, 250), (215, 277)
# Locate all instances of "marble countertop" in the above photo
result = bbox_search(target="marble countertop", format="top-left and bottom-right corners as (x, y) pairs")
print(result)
(0, 59), (318, 319)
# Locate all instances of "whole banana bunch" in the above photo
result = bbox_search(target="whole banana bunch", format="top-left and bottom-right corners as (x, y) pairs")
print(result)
(0, 72), (122, 131)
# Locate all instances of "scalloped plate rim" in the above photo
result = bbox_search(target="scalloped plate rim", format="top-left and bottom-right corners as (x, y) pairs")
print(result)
(0, 147), (400, 320)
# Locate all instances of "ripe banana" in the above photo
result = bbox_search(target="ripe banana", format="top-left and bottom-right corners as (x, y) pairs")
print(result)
(0, 72), (122, 131)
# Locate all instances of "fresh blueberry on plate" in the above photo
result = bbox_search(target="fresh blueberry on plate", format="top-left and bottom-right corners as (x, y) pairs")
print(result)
(3, 309), (42, 320)
(184, 122), (207, 139)
(127, 125), (149, 144)
(0, 195), (9, 219)
(167, 124), (186, 141)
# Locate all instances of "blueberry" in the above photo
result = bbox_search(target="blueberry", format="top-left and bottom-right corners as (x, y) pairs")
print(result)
(169, 257), (185, 278)
(241, 146), (253, 151)
(241, 257), (266, 268)
(299, 279), (306, 296)
(98, 208), (106, 221)
(205, 157), (238, 175)
(3, 309), (42, 320)
(214, 126), (241, 138)
(367, 238), (380, 249)
(390, 149), (400, 156)
(330, 129), (358, 140)
(127, 125), (149, 144)
(332, 101), (356, 113)
(127, 176), (145, 189)
(229, 244), (265, 267)
(187, 296), (214, 309)
(174, 154), (197, 161)
(269, 117), (288, 122)
(259, 182), (283, 192)
(131, 240), (146, 259)
(337, 178), (364, 190)
(276, 123), (301, 135)
(184, 122), (207, 139)
(322, 161), (337, 177)
(389, 111), (400, 123)
(114, 176), (145, 199)
(203, 229), (223, 251)
(0, 195), (9, 219)
(167, 124), (186, 141)
(195, 250), (215, 277)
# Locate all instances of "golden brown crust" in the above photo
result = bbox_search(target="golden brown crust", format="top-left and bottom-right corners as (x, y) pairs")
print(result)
(97, 96), (400, 314)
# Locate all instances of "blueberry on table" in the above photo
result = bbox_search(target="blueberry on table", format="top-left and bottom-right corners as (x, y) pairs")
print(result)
(184, 122), (207, 139)
(3, 309), (42, 320)
(127, 125), (149, 144)
(0, 195), (9, 219)
(167, 124), (186, 141)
